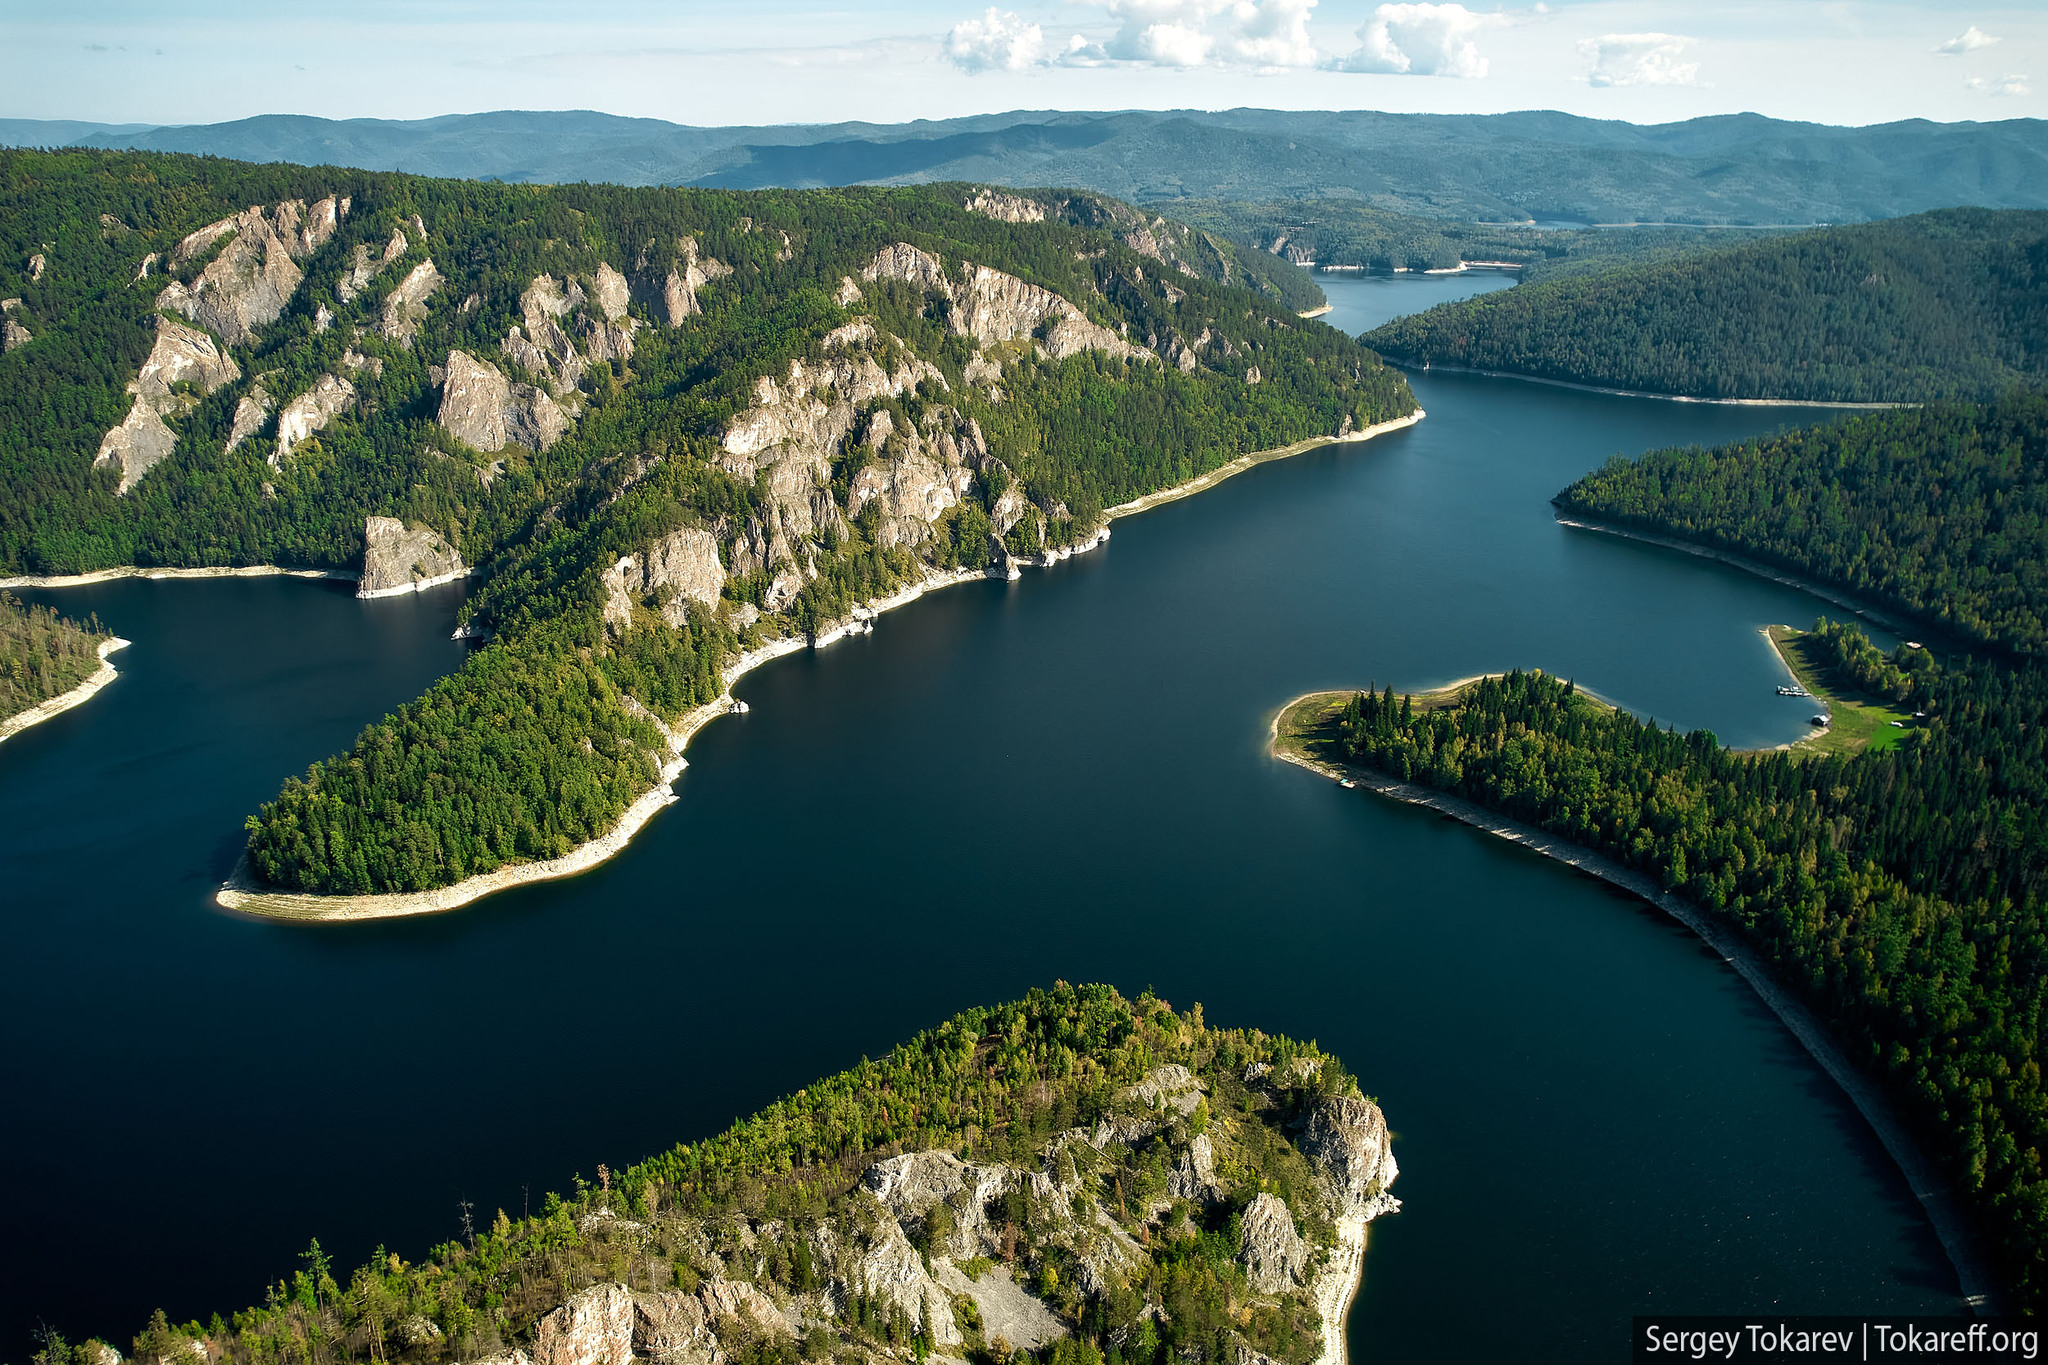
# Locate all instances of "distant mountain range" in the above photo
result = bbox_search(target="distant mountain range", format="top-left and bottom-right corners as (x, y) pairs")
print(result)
(4, 108), (2046, 225)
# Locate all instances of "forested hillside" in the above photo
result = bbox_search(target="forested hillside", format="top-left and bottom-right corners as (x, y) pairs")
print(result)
(1317, 646), (2045, 1307)
(1359, 209), (2048, 403)
(26, 984), (1399, 1365)
(1558, 398), (2048, 654)
(0, 150), (1411, 895)
(0, 592), (111, 722)
(1167, 198), (1781, 281)
(1296, 387), (2048, 1307)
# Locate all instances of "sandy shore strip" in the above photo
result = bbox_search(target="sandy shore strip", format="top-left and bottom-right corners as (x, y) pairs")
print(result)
(0, 564), (356, 590)
(0, 636), (132, 747)
(1392, 362), (1904, 409)
(1556, 515), (1910, 633)
(1107, 411), (1425, 521)
(1296, 304), (1334, 319)
(1270, 690), (2001, 1313)
(1310, 1215), (1368, 1365)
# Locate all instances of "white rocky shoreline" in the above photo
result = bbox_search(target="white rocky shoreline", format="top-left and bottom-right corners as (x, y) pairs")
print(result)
(216, 417), (1421, 922)
(0, 564), (355, 590)
(0, 636), (131, 747)
(1270, 695), (2001, 1313)
(1399, 361), (1905, 409)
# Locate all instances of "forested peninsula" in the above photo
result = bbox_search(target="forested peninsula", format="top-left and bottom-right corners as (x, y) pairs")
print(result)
(27, 984), (1400, 1365)
(1358, 209), (2048, 404)
(0, 151), (1413, 898)
(0, 591), (118, 735)
(1280, 394), (2048, 1308)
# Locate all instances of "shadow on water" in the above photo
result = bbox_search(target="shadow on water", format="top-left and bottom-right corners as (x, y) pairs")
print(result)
(0, 274), (1959, 1358)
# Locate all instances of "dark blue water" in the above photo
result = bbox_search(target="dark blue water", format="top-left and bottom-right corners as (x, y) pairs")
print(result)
(0, 274), (1954, 1362)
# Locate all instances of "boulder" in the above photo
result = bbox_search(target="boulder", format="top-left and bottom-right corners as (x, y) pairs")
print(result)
(534, 1284), (634, 1365)
(1237, 1192), (1308, 1294)
(93, 401), (177, 494)
(438, 349), (567, 453)
(273, 374), (357, 464)
(359, 516), (466, 598)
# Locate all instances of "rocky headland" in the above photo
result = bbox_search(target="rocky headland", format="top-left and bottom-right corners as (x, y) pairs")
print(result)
(53, 986), (1399, 1365)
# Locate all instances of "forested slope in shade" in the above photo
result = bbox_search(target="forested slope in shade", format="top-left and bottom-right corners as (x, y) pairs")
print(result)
(1360, 209), (2048, 403)
(0, 150), (1412, 894)
(27, 984), (1399, 1365)
(1558, 398), (2048, 655)
(1320, 633), (2048, 1309)
(0, 591), (111, 722)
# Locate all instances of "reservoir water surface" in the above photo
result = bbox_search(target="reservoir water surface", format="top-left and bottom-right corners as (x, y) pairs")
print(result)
(1, 271), (1953, 1361)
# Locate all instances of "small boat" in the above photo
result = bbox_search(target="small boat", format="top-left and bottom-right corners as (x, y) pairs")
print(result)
(1339, 779), (1357, 789)
(728, 699), (751, 715)
(1810, 714), (1829, 727)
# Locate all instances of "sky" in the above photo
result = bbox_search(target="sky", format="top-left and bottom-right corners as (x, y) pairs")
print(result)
(1, 0), (2041, 131)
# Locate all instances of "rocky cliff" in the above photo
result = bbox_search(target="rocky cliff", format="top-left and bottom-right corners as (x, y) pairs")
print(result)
(359, 516), (467, 598)
(439, 349), (568, 453)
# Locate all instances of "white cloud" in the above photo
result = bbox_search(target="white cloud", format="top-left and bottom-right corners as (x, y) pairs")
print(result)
(945, 7), (1047, 72)
(1935, 26), (2001, 56)
(951, 0), (1323, 72)
(1579, 32), (1701, 88)
(1329, 3), (1491, 78)
(1964, 72), (2031, 96)
(1225, 0), (1320, 69)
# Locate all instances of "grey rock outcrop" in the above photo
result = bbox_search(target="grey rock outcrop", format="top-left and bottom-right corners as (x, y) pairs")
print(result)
(844, 1211), (960, 1346)
(157, 201), (323, 345)
(592, 263), (631, 322)
(336, 229), (407, 302)
(273, 373), (356, 464)
(534, 1283), (634, 1365)
(862, 243), (1150, 364)
(131, 316), (241, 412)
(93, 401), (177, 494)
(28, 252), (46, 282)
(662, 238), (732, 324)
(602, 528), (725, 632)
(91, 317), (246, 492)
(1295, 1096), (1399, 1221)
(2, 299), (28, 353)
(632, 1291), (718, 1365)
(966, 188), (1046, 223)
(225, 383), (274, 453)
(359, 517), (466, 598)
(1237, 1193), (1308, 1294)
(378, 259), (443, 346)
(1168, 1132), (1221, 1204)
(438, 349), (568, 453)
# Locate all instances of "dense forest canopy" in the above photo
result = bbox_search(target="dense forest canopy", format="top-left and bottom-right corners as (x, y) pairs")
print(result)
(0, 149), (1413, 895)
(0, 591), (111, 722)
(27, 984), (1388, 1365)
(1558, 397), (2048, 655)
(1358, 209), (2048, 404)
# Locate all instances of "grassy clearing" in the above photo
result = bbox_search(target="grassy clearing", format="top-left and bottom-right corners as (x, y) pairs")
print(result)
(1765, 625), (1916, 756)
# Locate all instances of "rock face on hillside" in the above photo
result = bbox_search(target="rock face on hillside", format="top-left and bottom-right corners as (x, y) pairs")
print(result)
(1, 298), (28, 352)
(92, 317), (246, 491)
(862, 242), (1151, 364)
(157, 198), (341, 345)
(225, 383), (275, 453)
(359, 517), (467, 598)
(336, 228), (407, 302)
(438, 349), (568, 452)
(379, 259), (443, 346)
(274, 374), (357, 464)
(966, 188), (1047, 223)
(93, 403), (178, 494)
(1297, 1094), (1401, 1220)
(602, 527), (726, 632)
(661, 237), (733, 324)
